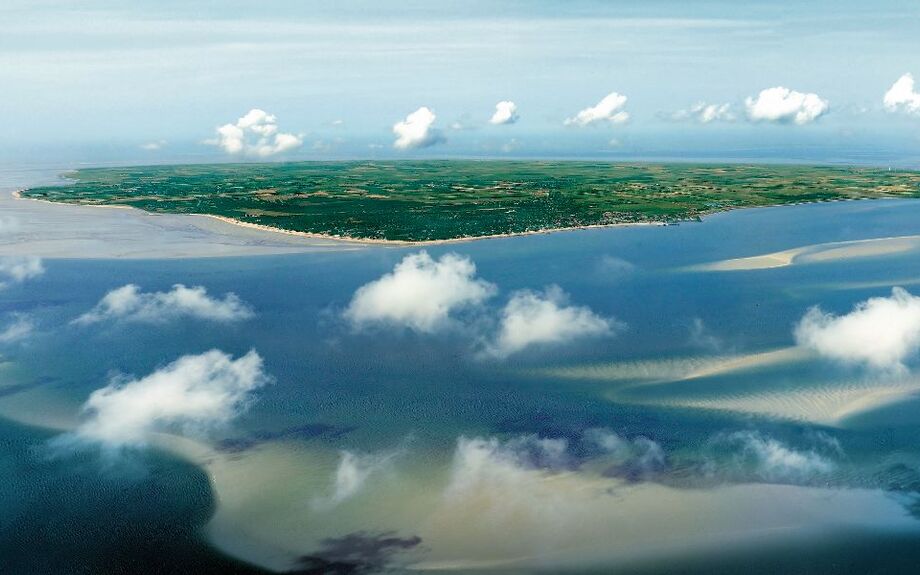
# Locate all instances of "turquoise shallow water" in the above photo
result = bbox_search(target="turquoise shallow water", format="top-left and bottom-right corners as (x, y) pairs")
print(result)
(4, 194), (920, 573)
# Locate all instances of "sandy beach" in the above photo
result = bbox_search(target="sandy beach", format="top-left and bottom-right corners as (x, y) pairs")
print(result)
(1, 188), (364, 259)
(9, 188), (666, 253)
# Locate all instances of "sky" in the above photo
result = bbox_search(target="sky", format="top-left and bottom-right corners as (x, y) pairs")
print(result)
(2, 0), (920, 165)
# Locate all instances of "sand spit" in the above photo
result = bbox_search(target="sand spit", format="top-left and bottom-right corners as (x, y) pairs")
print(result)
(636, 377), (920, 427)
(4, 189), (365, 259)
(541, 347), (809, 386)
(543, 348), (920, 426)
(692, 235), (920, 272)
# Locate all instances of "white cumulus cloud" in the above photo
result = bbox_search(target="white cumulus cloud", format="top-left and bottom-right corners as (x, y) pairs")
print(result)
(392, 106), (445, 149)
(671, 102), (734, 123)
(795, 287), (920, 371)
(75, 284), (254, 325)
(489, 101), (519, 125)
(884, 73), (920, 115)
(0, 256), (44, 289)
(344, 251), (496, 332)
(66, 349), (270, 448)
(487, 285), (615, 357)
(565, 92), (630, 127)
(208, 108), (303, 157)
(745, 87), (829, 125)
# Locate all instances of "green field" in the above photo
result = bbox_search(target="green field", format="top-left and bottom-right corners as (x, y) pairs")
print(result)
(21, 161), (920, 242)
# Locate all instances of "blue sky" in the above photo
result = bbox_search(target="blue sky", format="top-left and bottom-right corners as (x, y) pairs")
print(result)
(2, 0), (920, 164)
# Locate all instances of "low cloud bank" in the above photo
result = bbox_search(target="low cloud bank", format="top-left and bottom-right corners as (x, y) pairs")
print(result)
(393, 106), (445, 149)
(745, 87), (829, 124)
(75, 284), (254, 325)
(63, 349), (270, 449)
(344, 252), (496, 333)
(208, 108), (302, 157)
(487, 286), (615, 358)
(565, 92), (629, 126)
(795, 287), (920, 371)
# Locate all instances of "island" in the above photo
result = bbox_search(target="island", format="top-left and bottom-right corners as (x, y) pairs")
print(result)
(20, 161), (920, 242)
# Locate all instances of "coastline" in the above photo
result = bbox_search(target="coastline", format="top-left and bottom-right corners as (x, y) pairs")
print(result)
(12, 187), (919, 252)
(12, 188), (665, 247)
(16, 183), (913, 248)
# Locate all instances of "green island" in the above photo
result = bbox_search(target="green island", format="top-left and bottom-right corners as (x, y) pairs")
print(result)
(20, 161), (920, 242)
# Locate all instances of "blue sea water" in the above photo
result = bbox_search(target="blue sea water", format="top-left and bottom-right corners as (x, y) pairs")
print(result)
(4, 188), (920, 573)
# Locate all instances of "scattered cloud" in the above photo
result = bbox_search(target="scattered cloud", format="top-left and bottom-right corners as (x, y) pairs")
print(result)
(884, 73), (920, 115)
(565, 92), (630, 127)
(75, 284), (254, 325)
(0, 313), (34, 343)
(671, 102), (734, 123)
(0, 256), (44, 289)
(489, 100), (519, 125)
(207, 108), (303, 157)
(486, 285), (616, 357)
(745, 87), (829, 125)
(709, 431), (836, 483)
(392, 106), (445, 149)
(62, 349), (270, 449)
(140, 139), (166, 150)
(344, 252), (496, 333)
(795, 287), (920, 371)
(313, 448), (404, 509)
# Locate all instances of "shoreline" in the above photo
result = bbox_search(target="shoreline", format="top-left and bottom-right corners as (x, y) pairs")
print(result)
(12, 188), (665, 246)
(12, 188), (916, 248)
